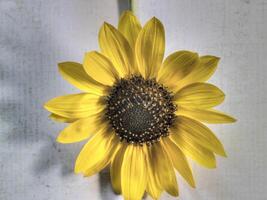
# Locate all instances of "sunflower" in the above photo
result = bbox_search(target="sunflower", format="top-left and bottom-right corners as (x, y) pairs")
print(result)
(44, 11), (235, 200)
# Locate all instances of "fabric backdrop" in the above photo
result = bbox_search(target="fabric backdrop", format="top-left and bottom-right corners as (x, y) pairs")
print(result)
(0, 0), (266, 199)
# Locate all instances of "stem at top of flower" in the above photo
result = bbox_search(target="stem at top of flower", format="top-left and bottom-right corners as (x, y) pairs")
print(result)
(129, 0), (136, 14)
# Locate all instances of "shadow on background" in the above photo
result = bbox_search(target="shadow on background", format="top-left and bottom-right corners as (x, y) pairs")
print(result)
(99, 169), (123, 200)
(0, 0), (85, 182)
(117, 0), (130, 15)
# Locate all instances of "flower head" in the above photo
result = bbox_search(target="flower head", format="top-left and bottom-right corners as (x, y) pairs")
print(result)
(44, 11), (235, 200)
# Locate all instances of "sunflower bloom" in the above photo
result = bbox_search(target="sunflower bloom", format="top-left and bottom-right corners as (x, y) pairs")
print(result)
(44, 11), (235, 200)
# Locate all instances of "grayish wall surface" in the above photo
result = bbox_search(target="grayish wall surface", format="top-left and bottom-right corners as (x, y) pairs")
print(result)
(0, 0), (266, 199)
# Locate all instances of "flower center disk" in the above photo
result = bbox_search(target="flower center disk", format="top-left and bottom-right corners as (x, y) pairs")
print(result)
(106, 76), (176, 145)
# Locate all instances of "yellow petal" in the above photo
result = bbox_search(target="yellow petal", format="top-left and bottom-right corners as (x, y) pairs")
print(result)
(157, 51), (199, 88)
(174, 56), (220, 91)
(135, 17), (165, 79)
(170, 131), (216, 168)
(49, 113), (77, 123)
(176, 107), (236, 124)
(151, 142), (179, 197)
(58, 62), (108, 95)
(83, 51), (119, 86)
(118, 11), (142, 50)
(174, 116), (226, 156)
(44, 93), (105, 118)
(162, 137), (195, 188)
(75, 128), (119, 175)
(174, 83), (225, 108)
(144, 146), (162, 200)
(121, 145), (147, 200)
(99, 22), (134, 77)
(57, 113), (106, 143)
(110, 143), (127, 194)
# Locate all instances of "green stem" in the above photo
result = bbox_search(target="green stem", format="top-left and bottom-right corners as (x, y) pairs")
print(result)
(129, 0), (135, 13)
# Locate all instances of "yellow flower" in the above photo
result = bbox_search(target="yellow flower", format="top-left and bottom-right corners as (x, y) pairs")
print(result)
(44, 11), (235, 200)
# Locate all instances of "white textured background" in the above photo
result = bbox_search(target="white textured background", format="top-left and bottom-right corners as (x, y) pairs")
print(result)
(0, 0), (266, 200)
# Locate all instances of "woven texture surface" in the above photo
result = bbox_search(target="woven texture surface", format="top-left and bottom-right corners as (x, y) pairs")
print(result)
(0, 0), (266, 199)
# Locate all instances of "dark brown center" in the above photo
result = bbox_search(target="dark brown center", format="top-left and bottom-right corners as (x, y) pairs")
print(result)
(106, 76), (176, 145)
